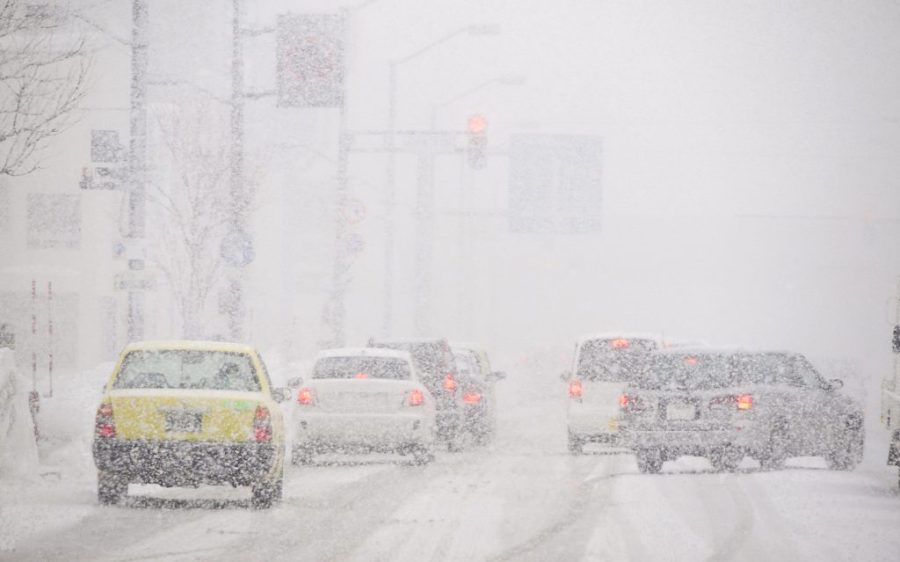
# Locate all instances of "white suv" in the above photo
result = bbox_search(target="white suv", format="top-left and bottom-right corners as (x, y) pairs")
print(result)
(564, 334), (663, 454)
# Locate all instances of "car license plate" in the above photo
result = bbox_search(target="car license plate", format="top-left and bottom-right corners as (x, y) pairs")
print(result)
(165, 411), (202, 433)
(666, 402), (697, 421)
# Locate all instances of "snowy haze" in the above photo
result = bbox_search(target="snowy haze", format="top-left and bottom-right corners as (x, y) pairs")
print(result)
(2, 0), (900, 559)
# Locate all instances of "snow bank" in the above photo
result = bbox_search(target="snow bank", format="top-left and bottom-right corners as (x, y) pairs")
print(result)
(0, 349), (39, 480)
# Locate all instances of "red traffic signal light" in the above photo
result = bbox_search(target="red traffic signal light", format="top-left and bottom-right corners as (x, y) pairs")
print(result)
(467, 115), (487, 170)
(467, 114), (488, 134)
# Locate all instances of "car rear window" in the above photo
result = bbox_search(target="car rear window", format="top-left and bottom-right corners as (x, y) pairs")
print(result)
(576, 338), (657, 382)
(313, 356), (412, 380)
(634, 353), (732, 391)
(113, 350), (261, 392)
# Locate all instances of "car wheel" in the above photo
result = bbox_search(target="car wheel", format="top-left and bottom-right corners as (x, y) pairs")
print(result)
(636, 450), (663, 474)
(97, 471), (127, 506)
(710, 447), (742, 472)
(411, 445), (434, 465)
(760, 428), (788, 470)
(291, 446), (315, 466)
(827, 427), (863, 471)
(567, 431), (584, 455)
(251, 473), (283, 509)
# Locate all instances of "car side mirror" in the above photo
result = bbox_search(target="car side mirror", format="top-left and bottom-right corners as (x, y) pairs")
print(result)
(828, 378), (844, 391)
(272, 387), (292, 403)
(486, 371), (506, 382)
(560, 370), (572, 382)
(286, 376), (303, 388)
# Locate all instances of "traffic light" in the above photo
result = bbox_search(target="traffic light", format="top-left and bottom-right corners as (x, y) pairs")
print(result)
(466, 114), (487, 170)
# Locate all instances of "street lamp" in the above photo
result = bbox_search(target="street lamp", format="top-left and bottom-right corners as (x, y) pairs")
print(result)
(382, 23), (500, 337)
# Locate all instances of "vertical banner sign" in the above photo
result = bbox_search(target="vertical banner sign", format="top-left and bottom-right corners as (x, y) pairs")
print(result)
(508, 134), (602, 234)
(277, 14), (346, 108)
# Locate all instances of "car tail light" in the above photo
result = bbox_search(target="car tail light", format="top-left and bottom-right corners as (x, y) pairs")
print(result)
(611, 338), (630, 349)
(297, 387), (316, 406)
(618, 393), (630, 408)
(406, 389), (425, 407)
(354, 372), (369, 379)
(736, 394), (753, 410)
(95, 402), (116, 438)
(253, 405), (272, 442)
(568, 379), (583, 400)
(443, 373), (458, 392)
(463, 391), (482, 404)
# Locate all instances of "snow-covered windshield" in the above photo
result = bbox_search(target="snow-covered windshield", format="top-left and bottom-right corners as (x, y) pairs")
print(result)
(313, 356), (412, 381)
(113, 350), (260, 392)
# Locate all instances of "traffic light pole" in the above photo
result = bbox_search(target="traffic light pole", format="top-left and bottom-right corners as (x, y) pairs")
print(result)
(126, 0), (148, 342)
(226, 0), (246, 342)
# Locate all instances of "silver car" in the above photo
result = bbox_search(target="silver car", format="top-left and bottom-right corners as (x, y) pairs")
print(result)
(619, 349), (864, 473)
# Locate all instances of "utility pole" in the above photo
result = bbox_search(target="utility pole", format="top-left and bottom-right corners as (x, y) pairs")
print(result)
(127, 0), (148, 342)
(226, 0), (246, 341)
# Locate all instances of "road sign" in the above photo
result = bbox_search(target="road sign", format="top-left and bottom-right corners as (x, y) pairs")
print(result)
(340, 198), (367, 225)
(508, 134), (602, 234)
(220, 230), (255, 268)
(342, 232), (365, 255)
(277, 14), (346, 108)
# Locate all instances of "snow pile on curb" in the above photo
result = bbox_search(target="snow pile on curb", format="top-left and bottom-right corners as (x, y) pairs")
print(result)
(0, 349), (39, 480)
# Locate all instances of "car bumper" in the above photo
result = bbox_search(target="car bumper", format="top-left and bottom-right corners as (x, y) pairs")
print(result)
(92, 439), (278, 486)
(567, 410), (621, 439)
(293, 413), (435, 450)
(620, 424), (767, 455)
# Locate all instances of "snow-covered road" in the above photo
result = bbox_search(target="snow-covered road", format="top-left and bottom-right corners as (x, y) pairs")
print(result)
(3, 369), (900, 562)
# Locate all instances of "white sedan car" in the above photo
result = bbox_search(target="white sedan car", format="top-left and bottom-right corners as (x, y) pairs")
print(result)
(291, 348), (436, 465)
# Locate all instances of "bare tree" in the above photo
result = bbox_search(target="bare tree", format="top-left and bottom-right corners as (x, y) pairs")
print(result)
(148, 107), (254, 338)
(0, 0), (90, 176)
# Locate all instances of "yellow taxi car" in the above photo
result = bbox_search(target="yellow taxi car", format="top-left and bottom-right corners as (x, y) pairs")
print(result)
(92, 341), (290, 508)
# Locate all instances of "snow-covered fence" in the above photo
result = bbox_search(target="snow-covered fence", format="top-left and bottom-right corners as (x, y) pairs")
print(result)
(0, 349), (39, 479)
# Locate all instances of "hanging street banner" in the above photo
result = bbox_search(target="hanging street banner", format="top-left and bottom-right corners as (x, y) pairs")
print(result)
(276, 13), (346, 108)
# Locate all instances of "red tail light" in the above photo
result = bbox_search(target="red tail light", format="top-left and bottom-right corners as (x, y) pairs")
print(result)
(737, 394), (753, 410)
(611, 338), (630, 349)
(297, 387), (316, 406)
(463, 391), (482, 404)
(618, 393), (630, 408)
(95, 402), (116, 438)
(406, 389), (425, 407)
(443, 373), (458, 392)
(253, 405), (272, 442)
(354, 372), (369, 379)
(568, 379), (583, 400)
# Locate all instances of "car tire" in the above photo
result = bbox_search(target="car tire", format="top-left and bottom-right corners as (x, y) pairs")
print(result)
(97, 471), (127, 506)
(567, 431), (584, 455)
(636, 450), (663, 474)
(411, 445), (434, 466)
(710, 448), (742, 472)
(251, 473), (283, 509)
(827, 426), (864, 471)
(760, 427), (789, 471)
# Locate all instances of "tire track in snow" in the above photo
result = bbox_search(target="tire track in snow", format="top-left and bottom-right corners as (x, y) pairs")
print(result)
(487, 454), (629, 561)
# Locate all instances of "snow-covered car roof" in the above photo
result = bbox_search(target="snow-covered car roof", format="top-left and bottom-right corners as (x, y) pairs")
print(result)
(368, 337), (447, 345)
(575, 332), (665, 348)
(449, 342), (484, 354)
(122, 340), (259, 354)
(653, 346), (795, 357)
(317, 347), (413, 362)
